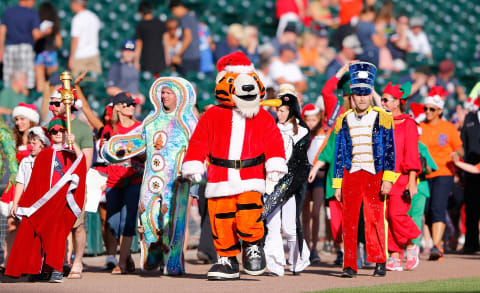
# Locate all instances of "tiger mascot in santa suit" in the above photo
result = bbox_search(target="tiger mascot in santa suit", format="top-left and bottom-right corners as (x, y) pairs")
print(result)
(182, 51), (287, 280)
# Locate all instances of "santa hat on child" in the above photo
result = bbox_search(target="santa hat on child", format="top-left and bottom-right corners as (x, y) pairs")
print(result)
(12, 103), (40, 124)
(216, 51), (255, 74)
(28, 126), (51, 147)
(301, 103), (320, 119)
(424, 86), (448, 110)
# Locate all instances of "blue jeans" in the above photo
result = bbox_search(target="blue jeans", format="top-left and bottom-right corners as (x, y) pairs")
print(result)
(106, 183), (141, 239)
(426, 176), (453, 225)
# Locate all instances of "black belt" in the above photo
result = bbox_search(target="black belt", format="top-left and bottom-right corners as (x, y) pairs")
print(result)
(209, 154), (265, 170)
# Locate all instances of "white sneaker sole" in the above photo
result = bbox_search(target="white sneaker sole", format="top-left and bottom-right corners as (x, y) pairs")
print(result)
(207, 271), (240, 280)
(386, 266), (403, 271)
(244, 268), (265, 276)
(406, 258), (419, 270)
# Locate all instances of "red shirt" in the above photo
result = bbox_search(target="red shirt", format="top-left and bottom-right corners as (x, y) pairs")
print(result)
(339, 0), (363, 25)
(100, 121), (144, 188)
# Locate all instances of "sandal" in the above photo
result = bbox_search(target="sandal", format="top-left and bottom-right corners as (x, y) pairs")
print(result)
(67, 271), (82, 279)
(126, 255), (135, 273)
(111, 266), (127, 275)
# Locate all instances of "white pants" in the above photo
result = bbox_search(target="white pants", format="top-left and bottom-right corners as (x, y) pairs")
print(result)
(264, 196), (310, 276)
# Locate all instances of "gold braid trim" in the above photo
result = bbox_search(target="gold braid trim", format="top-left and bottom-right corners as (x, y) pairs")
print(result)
(373, 106), (394, 130)
(334, 109), (352, 134)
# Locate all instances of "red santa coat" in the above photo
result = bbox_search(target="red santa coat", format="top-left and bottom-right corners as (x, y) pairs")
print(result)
(390, 114), (421, 195)
(182, 105), (287, 198)
(5, 146), (86, 277)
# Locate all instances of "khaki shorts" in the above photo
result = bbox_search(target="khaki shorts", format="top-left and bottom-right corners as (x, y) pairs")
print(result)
(72, 55), (102, 77)
(73, 195), (87, 229)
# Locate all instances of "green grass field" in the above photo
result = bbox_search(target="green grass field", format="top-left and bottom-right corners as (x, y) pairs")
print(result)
(310, 277), (480, 292)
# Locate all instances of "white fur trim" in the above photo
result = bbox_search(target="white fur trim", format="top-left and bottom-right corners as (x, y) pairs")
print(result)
(424, 95), (444, 110)
(415, 113), (426, 124)
(304, 108), (320, 117)
(205, 178), (266, 198)
(28, 126), (51, 147)
(228, 110), (245, 182)
(225, 64), (255, 74)
(181, 160), (206, 177)
(265, 157), (288, 174)
(12, 106), (39, 124)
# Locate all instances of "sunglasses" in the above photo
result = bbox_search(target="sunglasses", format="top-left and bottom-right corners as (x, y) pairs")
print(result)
(424, 106), (438, 112)
(49, 101), (62, 107)
(50, 129), (66, 135)
(122, 103), (136, 108)
(381, 98), (395, 103)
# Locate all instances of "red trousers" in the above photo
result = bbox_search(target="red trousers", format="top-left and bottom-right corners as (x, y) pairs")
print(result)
(328, 199), (343, 244)
(342, 170), (386, 271)
(208, 191), (264, 257)
(387, 175), (421, 253)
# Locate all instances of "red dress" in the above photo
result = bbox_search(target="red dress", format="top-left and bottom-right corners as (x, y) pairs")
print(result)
(386, 114), (422, 253)
(5, 146), (86, 277)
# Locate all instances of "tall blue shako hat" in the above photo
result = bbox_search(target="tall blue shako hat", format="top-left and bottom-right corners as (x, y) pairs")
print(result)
(349, 61), (377, 95)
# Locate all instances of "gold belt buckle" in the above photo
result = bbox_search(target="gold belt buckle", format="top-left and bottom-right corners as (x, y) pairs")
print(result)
(234, 159), (242, 170)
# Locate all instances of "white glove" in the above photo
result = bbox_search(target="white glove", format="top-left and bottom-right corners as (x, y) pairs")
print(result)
(266, 171), (281, 182)
(187, 173), (202, 183)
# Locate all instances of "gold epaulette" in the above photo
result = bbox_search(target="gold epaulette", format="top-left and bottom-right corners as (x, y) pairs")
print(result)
(334, 109), (352, 134)
(373, 106), (394, 130)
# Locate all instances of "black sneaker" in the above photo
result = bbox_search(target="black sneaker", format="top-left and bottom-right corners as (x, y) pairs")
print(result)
(341, 267), (356, 278)
(207, 256), (240, 280)
(48, 270), (64, 283)
(334, 250), (344, 266)
(28, 272), (51, 282)
(373, 263), (386, 277)
(242, 241), (266, 276)
(429, 245), (444, 261)
(309, 250), (321, 264)
(62, 262), (72, 276)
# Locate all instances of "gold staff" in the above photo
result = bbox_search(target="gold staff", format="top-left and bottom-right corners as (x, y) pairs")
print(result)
(60, 71), (75, 150)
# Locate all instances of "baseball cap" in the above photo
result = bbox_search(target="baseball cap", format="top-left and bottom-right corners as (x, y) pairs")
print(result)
(279, 43), (297, 53)
(227, 24), (244, 41)
(342, 35), (363, 55)
(122, 39), (136, 51)
(410, 17), (424, 28)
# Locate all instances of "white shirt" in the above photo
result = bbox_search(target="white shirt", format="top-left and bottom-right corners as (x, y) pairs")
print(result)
(15, 155), (36, 189)
(407, 30), (432, 56)
(307, 133), (326, 165)
(269, 59), (305, 85)
(346, 110), (377, 174)
(71, 9), (101, 59)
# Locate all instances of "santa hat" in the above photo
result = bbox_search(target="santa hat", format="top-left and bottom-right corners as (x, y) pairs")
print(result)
(12, 103), (40, 124)
(302, 103), (320, 119)
(216, 51), (255, 74)
(28, 126), (51, 147)
(47, 115), (67, 132)
(409, 102), (426, 123)
(383, 82), (412, 105)
(465, 96), (480, 111)
(424, 86), (448, 110)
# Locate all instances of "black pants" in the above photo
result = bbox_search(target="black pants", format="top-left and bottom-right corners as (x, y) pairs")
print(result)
(197, 183), (217, 261)
(464, 173), (480, 251)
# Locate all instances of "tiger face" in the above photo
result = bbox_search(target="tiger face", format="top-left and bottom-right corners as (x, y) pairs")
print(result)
(215, 70), (265, 117)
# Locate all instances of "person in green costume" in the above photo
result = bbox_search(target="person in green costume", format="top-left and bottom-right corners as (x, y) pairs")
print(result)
(0, 118), (19, 271)
(408, 141), (438, 246)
